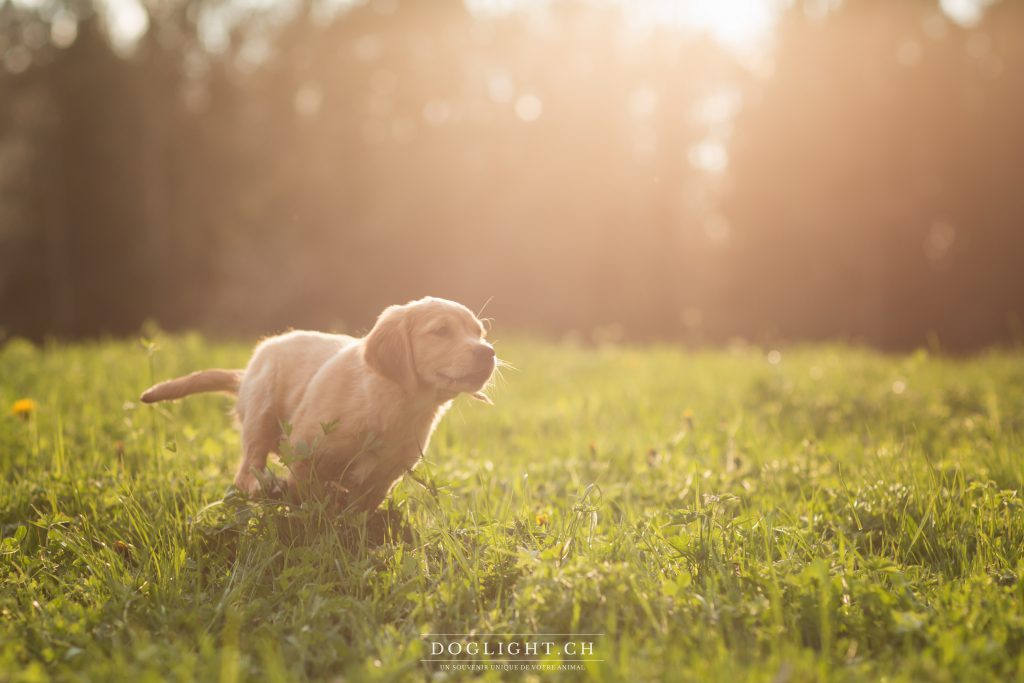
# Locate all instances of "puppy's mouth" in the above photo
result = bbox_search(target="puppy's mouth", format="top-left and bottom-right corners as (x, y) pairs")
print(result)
(436, 367), (493, 389)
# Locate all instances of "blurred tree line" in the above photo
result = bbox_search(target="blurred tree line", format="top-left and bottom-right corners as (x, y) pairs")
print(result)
(1, 0), (1022, 350)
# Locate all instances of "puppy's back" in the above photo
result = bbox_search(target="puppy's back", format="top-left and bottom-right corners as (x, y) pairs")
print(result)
(237, 331), (357, 423)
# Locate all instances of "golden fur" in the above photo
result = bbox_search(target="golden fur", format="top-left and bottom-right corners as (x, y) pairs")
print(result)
(141, 297), (496, 510)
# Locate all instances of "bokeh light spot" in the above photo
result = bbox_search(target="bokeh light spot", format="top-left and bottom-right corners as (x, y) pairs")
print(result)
(515, 94), (543, 122)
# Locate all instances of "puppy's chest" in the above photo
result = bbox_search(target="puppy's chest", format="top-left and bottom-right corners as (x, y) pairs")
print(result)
(365, 431), (423, 468)
(319, 413), (437, 484)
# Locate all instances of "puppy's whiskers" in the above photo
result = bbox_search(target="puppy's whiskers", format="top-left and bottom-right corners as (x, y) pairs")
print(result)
(475, 296), (495, 320)
(495, 357), (518, 372)
(486, 361), (513, 392)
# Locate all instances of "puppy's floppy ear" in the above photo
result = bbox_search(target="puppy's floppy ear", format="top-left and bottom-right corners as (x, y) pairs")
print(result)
(364, 305), (418, 394)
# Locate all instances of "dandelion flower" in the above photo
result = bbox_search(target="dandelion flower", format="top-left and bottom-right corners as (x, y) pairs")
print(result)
(11, 398), (37, 418)
(682, 407), (695, 428)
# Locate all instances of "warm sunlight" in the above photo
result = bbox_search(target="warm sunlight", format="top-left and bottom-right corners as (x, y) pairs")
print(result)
(628, 0), (777, 52)
(100, 0), (994, 59)
(466, 0), (779, 53)
(4, 0), (1024, 679)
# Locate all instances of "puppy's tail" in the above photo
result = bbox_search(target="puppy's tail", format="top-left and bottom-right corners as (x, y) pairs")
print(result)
(140, 369), (243, 404)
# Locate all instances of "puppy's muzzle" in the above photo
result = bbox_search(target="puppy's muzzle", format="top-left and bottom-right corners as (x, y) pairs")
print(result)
(474, 343), (496, 364)
(474, 344), (496, 375)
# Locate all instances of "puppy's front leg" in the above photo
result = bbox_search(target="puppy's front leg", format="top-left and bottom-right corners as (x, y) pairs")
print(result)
(351, 462), (411, 511)
(280, 425), (348, 501)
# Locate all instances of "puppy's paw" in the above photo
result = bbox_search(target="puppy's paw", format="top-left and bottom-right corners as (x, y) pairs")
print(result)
(232, 470), (263, 497)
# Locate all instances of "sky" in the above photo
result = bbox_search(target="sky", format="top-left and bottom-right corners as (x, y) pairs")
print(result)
(78, 0), (996, 58)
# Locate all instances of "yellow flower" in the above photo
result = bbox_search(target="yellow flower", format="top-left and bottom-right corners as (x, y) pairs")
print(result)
(682, 407), (695, 427)
(535, 512), (550, 527)
(11, 398), (37, 418)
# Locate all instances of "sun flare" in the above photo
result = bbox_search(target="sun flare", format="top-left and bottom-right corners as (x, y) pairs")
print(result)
(636, 0), (777, 51)
(466, 0), (778, 53)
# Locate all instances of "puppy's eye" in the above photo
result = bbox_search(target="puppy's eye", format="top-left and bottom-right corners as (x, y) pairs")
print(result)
(430, 325), (450, 337)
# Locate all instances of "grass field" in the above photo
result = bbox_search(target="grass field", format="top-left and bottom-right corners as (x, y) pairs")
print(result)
(1, 335), (1022, 682)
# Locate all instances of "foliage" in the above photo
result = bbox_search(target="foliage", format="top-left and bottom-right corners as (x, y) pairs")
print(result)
(1, 1), (1023, 348)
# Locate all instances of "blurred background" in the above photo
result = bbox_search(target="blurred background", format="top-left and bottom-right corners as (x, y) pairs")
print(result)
(1, 0), (1022, 350)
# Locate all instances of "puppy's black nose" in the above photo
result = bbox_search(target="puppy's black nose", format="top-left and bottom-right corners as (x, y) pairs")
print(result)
(474, 344), (496, 362)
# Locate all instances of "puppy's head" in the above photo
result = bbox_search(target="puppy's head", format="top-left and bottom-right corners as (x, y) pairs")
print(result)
(364, 297), (496, 401)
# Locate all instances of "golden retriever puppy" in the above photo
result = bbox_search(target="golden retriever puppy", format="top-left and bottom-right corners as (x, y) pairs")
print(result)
(140, 297), (496, 510)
